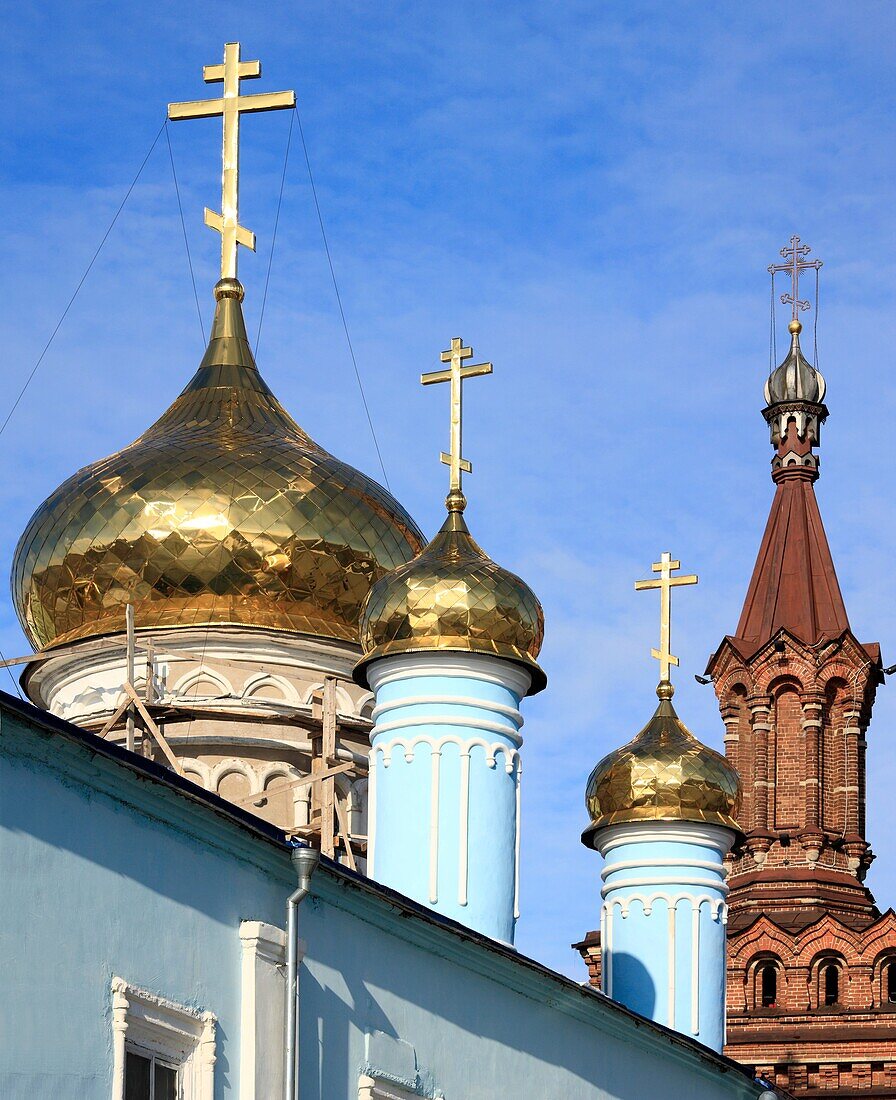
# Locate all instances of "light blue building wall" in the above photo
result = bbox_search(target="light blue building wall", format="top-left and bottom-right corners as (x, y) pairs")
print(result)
(298, 870), (756, 1100)
(1, 696), (766, 1100)
(1, 700), (290, 1100)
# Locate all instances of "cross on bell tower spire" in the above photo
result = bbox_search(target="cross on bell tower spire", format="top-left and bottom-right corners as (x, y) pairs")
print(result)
(768, 234), (823, 324)
(168, 42), (295, 284)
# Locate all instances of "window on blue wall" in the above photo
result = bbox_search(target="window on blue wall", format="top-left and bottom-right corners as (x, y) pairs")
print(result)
(111, 977), (215, 1100)
(125, 1050), (178, 1100)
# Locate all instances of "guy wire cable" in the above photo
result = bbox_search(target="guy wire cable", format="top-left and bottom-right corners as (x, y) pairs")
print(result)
(0, 118), (168, 442)
(294, 104), (392, 492)
(166, 122), (206, 345)
(256, 110), (296, 355)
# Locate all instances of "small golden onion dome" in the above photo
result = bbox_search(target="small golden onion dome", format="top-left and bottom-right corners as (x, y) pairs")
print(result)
(354, 496), (546, 695)
(12, 281), (424, 650)
(582, 682), (741, 847)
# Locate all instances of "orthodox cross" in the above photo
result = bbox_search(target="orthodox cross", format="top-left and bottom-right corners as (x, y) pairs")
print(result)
(421, 337), (492, 505)
(768, 235), (823, 321)
(635, 552), (698, 683)
(168, 42), (295, 282)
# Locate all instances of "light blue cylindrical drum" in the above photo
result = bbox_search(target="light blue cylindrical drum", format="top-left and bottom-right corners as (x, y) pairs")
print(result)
(595, 822), (733, 1049)
(582, 682), (741, 1052)
(355, 500), (546, 946)
(366, 653), (530, 943)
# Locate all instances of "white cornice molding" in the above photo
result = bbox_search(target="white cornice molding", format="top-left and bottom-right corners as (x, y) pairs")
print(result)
(358, 1075), (427, 1100)
(239, 919), (287, 960)
(595, 822), (736, 859)
(366, 652), (531, 699)
(372, 734), (520, 770)
(372, 713), (523, 744)
(371, 693), (523, 725)
(602, 876), (729, 899)
(24, 625), (363, 712)
(602, 857), (726, 880)
(604, 893), (727, 921)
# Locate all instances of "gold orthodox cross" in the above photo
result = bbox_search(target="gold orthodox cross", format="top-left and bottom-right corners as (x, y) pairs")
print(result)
(635, 552), (698, 683)
(768, 235), (823, 322)
(168, 42), (295, 282)
(421, 337), (492, 505)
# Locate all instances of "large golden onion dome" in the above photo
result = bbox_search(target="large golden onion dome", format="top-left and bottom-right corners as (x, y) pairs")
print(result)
(12, 280), (424, 650)
(582, 682), (741, 846)
(354, 495), (546, 694)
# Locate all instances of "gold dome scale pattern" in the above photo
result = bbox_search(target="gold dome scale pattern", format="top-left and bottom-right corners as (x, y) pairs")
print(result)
(12, 282), (424, 649)
(582, 683), (741, 846)
(355, 502), (546, 694)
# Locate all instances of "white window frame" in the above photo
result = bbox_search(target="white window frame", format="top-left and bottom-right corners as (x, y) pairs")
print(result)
(111, 977), (216, 1100)
(359, 1075), (428, 1100)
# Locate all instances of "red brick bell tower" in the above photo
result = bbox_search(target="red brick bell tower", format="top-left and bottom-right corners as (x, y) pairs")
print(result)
(705, 239), (896, 1096)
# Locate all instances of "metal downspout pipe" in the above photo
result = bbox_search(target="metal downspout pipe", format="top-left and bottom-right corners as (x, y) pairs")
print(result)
(285, 844), (320, 1100)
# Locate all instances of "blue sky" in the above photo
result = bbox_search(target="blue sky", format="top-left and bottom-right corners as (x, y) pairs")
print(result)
(3, 2), (896, 977)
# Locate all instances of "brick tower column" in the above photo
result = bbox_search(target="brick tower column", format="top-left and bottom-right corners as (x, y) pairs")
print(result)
(799, 692), (824, 856)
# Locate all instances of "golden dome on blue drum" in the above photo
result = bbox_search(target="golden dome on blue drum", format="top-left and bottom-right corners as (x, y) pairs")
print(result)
(12, 280), (424, 650)
(582, 682), (741, 846)
(354, 502), (546, 695)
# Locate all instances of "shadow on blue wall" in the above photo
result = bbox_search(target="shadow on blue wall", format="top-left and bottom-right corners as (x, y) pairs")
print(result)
(298, 908), (674, 1099)
(610, 953), (656, 1020)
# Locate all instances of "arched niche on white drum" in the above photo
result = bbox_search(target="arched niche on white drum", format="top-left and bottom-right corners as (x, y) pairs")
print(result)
(254, 762), (304, 829)
(348, 777), (368, 841)
(241, 672), (296, 704)
(110, 682), (152, 717)
(333, 773), (357, 845)
(304, 681), (354, 714)
(210, 758), (254, 805)
(172, 667), (233, 700)
(180, 758), (212, 791)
